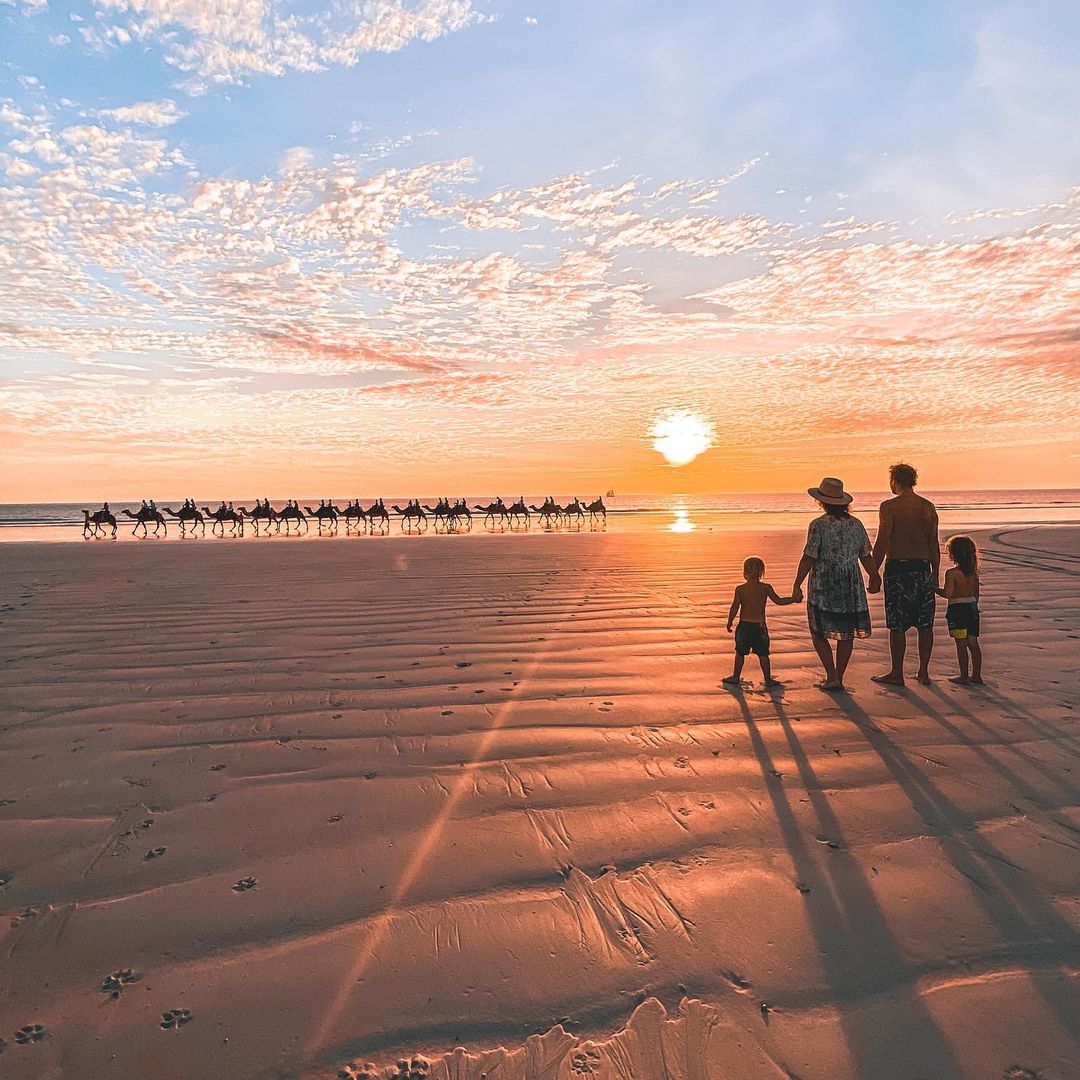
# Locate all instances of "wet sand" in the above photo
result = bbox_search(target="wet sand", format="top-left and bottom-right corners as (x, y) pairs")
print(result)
(1, 525), (1078, 1079)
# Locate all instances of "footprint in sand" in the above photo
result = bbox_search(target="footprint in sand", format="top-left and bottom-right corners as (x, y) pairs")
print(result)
(0, 798), (15, 807)
(0, 872), (12, 890)
(209, 763), (226, 772)
(571, 1047), (603, 1074)
(15, 1025), (46, 1045)
(160, 1009), (192, 1030)
(815, 836), (843, 850)
(391, 1058), (431, 1079)
(232, 877), (257, 892)
(441, 710), (453, 716)
(338, 1064), (380, 1079)
(328, 812), (344, 823)
(144, 847), (166, 860)
(456, 662), (472, 668)
(102, 969), (139, 998)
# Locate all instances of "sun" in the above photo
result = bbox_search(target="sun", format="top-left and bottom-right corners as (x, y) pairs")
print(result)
(650, 410), (714, 467)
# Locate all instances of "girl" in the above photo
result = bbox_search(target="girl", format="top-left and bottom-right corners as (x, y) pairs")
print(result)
(938, 536), (982, 684)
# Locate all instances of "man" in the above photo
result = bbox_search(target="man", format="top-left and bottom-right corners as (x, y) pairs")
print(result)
(871, 462), (940, 686)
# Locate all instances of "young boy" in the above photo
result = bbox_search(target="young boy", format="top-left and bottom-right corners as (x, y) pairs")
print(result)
(724, 557), (797, 688)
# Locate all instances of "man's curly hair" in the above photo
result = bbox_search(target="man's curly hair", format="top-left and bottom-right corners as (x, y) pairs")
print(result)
(890, 462), (918, 488)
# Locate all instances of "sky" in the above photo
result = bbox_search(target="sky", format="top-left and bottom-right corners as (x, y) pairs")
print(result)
(1, 0), (1078, 501)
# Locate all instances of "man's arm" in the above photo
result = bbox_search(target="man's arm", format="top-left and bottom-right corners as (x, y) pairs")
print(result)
(928, 507), (941, 586)
(726, 586), (741, 632)
(872, 503), (891, 569)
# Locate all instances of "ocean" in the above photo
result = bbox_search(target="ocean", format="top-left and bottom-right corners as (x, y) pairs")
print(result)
(1, 490), (1078, 542)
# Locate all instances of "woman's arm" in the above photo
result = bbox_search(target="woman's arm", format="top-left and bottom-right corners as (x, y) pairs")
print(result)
(792, 554), (814, 601)
(859, 551), (881, 594)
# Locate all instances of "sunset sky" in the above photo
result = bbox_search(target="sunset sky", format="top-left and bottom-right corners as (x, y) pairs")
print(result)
(1, 0), (1078, 501)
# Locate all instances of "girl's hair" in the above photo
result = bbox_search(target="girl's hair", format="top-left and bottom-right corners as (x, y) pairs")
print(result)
(947, 535), (978, 576)
(819, 501), (851, 518)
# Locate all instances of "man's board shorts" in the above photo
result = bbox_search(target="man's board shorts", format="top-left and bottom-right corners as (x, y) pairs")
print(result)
(735, 621), (770, 657)
(946, 602), (980, 640)
(884, 559), (936, 631)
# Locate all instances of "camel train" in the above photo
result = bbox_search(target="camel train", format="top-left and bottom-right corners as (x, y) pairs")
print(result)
(82, 497), (608, 538)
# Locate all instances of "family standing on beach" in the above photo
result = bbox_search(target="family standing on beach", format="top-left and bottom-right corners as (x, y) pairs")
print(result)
(725, 462), (983, 691)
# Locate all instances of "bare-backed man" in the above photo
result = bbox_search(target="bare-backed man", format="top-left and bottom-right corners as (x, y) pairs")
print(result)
(871, 463), (940, 686)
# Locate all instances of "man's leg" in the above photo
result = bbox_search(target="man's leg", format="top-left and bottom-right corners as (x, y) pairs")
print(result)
(873, 629), (907, 685)
(916, 626), (934, 684)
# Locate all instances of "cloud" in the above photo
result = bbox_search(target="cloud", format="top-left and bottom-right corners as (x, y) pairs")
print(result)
(87, 0), (490, 92)
(98, 99), (188, 126)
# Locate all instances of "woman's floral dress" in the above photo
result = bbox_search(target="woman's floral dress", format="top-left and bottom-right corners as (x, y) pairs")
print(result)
(804, 513), (872, 640)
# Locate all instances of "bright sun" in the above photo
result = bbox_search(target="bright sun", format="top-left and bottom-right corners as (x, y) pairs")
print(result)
(650, 410), (714, 467)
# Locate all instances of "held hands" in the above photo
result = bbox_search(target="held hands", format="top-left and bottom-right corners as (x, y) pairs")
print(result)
(868, 571), (882, 595)
(791, 584), (804, 603)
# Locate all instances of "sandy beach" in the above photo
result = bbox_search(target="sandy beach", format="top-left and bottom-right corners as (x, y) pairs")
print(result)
(1, 524), (1079, 1079)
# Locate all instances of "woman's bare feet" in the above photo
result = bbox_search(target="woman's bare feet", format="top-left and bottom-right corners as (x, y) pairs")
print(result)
(817, 679), (845, 692)
(916, 670), (933, 685)
(970, 676), (985, 685)
(722, 676), (742, 687)
(764, 678), (783, 689)
(949, 675), (970, 685)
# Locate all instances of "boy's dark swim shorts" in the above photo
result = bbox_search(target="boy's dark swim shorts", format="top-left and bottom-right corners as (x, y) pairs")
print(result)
(735, 621), (770, 657)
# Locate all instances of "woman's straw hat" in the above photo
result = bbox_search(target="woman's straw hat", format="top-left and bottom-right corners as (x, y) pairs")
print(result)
(808, 476), (853, 505)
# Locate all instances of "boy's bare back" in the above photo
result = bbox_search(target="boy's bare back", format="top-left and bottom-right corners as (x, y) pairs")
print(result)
(734, 579), (785, 624)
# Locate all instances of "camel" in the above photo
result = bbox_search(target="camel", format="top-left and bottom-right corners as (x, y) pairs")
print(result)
(561, 498), (586, 523)
(392, 501), (427, 530)
(585, 496), (607, 523)
(82, 508), (117, 538)
(304, 504), (338, 530)
(123, 506), (167, 536)
(236, 503), (276, 536)
(422, 498), (452, 526)
(506, 498), (531, 527)
(448, 500), (473, 529)
(363, 500), (390, 531)
(201, 506), (244, 536)
(276, 504), (307, 534)
(529, 497), (561, 526)
(163, 505), (206, 537)
(474, 498), (508, 525)
(340, 500), (367, 530)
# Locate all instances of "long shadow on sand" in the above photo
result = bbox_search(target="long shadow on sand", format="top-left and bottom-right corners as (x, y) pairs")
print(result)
(833, 691), (1080, 1046)
(735, 693), (963, 1076)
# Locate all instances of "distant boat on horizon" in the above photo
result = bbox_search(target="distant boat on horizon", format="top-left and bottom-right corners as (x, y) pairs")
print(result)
(606, 488), (615, 498)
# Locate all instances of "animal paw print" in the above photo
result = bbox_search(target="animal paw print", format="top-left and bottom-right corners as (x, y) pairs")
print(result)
(144, 847), (166, 860)
(102, 969), (138, 998)
(160, 1009), (192, 1030)
(15, 1024), (46, 1045)
(337, 1064), (379, 1080)
(232, 877), (257, 892)
(571, 1047), (603, 1074)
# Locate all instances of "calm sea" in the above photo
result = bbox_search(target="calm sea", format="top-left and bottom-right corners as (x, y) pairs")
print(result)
(1, 490), (1078, 542)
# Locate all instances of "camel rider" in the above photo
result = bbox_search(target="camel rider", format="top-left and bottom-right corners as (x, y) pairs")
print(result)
(219, 501), (226, 513)
(141, 500), (149, 511)
(102, 502), (110, 515)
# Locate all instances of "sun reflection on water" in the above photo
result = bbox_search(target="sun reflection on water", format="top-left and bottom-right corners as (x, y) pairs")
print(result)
(669, 507), (695, 533)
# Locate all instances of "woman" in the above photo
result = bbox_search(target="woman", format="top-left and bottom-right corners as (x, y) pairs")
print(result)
(792, 477), (881, 691)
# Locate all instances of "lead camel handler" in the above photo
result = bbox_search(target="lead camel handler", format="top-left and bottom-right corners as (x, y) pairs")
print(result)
(871, 462), (940, 687)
